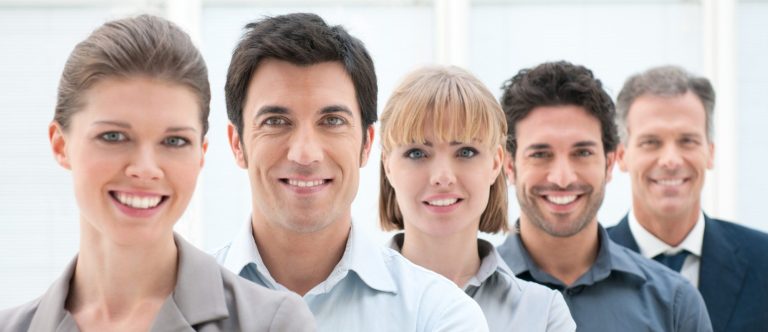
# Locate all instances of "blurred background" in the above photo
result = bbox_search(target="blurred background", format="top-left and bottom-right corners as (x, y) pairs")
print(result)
(1, 0), (766, 309)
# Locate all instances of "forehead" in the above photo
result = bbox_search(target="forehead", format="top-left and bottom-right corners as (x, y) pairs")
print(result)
(626, 91), (707, 136)
(80, 76), (201, 125)
(244, 59), (359, 118)
(515, 105), (602, 147)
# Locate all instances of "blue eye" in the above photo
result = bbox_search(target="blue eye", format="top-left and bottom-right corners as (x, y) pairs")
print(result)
(323, 116), (347, 126)
(100, 132), (126, 142)
(164, 136), (189, 147)
(457, 147), (477, 159)
(405, 149), (427, 159)
(264, 117), (289, 126)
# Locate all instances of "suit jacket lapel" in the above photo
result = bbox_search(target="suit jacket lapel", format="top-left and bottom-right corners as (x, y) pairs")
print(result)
(698, 216), (747, 331)
(607, 215), (641, 252)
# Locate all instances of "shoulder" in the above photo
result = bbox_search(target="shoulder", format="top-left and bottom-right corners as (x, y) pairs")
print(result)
(505, 275), (575, 329)
(709, 218), (768, 249)
(0, 298), (42, 332)
(217, 265), (315, 331)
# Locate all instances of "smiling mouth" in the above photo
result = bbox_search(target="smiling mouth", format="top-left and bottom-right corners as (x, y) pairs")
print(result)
(280, 178), (331, 188)
(109, 191), (168, 209)
(545, 195), (578, 205)
(653, 178), (686, 186)
(424, 198), (462, 207)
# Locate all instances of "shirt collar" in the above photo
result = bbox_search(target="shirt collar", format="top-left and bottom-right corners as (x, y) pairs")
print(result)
(387, 233), (520, 291)
(502, 222), (646, 287)
(28, 257), (76, 331)
(628, 209), (704, 258)
(224, 218), (397, 295)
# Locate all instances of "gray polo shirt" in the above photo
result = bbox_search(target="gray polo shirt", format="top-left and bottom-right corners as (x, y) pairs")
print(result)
(389, 233), (576, 332)
(497, 224), (712, 332)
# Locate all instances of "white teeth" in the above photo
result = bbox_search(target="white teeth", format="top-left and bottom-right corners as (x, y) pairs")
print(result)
(115, 192), (162, 209)
(288, 179), (325, 187)
(546, 195), (577, 205)
(656, 179), (683, 186)
(427, 198), (458, 206)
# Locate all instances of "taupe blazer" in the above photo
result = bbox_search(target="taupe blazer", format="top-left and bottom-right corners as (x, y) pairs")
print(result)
(0, 234), (315, 331)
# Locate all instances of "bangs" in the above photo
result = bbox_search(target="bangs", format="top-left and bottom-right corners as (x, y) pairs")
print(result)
(381, 66), (506, 153)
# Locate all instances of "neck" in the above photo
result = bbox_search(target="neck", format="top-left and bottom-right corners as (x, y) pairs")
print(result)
(399, 227), (480, 288)
(518, 216), (599, 286)
(633, 200), (700, 247)
(252, 214), (350, 296)
(67, 220), (177, 320)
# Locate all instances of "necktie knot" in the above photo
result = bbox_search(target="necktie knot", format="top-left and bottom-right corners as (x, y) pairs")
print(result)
(653, 250), (690, 272)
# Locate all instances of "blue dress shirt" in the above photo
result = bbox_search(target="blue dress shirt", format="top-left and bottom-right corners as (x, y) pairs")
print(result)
(215, 221), (488, 332)
(497, 224), (712, 332)
(389, 233), (576, 332)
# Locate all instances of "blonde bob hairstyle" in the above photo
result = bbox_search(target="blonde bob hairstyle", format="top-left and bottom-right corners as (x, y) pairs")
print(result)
(379, 66), (509, 233)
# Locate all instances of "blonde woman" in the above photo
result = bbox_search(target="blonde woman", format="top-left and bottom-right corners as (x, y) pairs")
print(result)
(0, 15), (313, 331)
(380, 66), (575, 331)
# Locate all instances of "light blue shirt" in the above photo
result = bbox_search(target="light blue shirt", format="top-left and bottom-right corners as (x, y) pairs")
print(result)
(497, 224), (712, 332)
(215, 221), (488, 332)
(389, 234), (576, 332)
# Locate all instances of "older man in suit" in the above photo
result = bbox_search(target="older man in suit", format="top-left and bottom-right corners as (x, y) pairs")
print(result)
(608, 65), (768, 332)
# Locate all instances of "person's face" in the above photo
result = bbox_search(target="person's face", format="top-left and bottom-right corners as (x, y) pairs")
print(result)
(228, 59), (373, 234)
(617, 92), (714, 218)
(505, 105), (615, 237)
(384, 126), (503, 238)
(50, 77), (207, 245)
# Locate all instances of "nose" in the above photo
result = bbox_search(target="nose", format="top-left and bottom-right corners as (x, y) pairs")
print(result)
(547, 157), (577, 188)
(430, 160), (456, 187)
(125, 145), (163, 181)
(286, 126), (323, 166)
(658, 144), (683, 170)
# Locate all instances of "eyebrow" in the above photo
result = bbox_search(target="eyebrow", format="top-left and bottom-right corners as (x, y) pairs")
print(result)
(255, 105), (290, 118)
(523, 140), (598, 151)
(320, 105), (354, 118)
(91, 121), (198, 133)
(411, 141), (464, 147)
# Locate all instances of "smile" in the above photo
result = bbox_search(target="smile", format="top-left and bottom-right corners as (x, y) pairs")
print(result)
(110, 191), (166, 209)
(425, 198), (461, 207)
(653, 178), (685, 186)
(286, 179), (328, 188)
(545, 195), (577, 205)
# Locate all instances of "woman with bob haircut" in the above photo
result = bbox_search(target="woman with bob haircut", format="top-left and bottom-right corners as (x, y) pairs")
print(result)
(380, 66), (575, 331)
(0, 15), (313, 331)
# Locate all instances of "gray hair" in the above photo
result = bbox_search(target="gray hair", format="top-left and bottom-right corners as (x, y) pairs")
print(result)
(615, 65), (715, 143)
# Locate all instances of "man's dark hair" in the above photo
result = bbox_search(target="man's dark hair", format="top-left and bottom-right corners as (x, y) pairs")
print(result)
(225, 13), (377, 143)
(500, 61), (618, 156)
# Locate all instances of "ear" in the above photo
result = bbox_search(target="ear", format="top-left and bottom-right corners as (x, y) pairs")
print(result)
(200, 136), (209, 168)
(503, 152), (516, 186)
(359, 125), (375, 167)
(605, 151), (617, 182)
(616, 143), (628, 172)
(490, 145), (504, 185)
(49, 122), (70, 170)
(707, 142), (715, 169)
(227, 123), (247, 169)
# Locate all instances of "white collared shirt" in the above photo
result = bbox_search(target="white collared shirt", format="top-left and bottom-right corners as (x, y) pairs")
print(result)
(628, 210), (705, 287)
(214, 219), (488, 332)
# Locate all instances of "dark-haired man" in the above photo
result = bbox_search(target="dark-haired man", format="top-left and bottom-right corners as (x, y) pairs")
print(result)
(214, 13), (487, 331)
(608, 65), (768, 332)
(496, 61), (712, 331)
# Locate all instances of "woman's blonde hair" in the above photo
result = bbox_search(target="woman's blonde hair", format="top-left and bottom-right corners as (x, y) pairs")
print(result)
(379, 66), (508, 233)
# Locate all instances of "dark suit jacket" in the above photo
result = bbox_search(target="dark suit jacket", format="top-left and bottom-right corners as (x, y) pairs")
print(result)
(608, 214), (768, 332)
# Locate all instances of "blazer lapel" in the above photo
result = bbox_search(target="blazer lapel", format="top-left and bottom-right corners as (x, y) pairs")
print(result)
(698, 216), (747, 331)
(607, 215), (640, 252)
